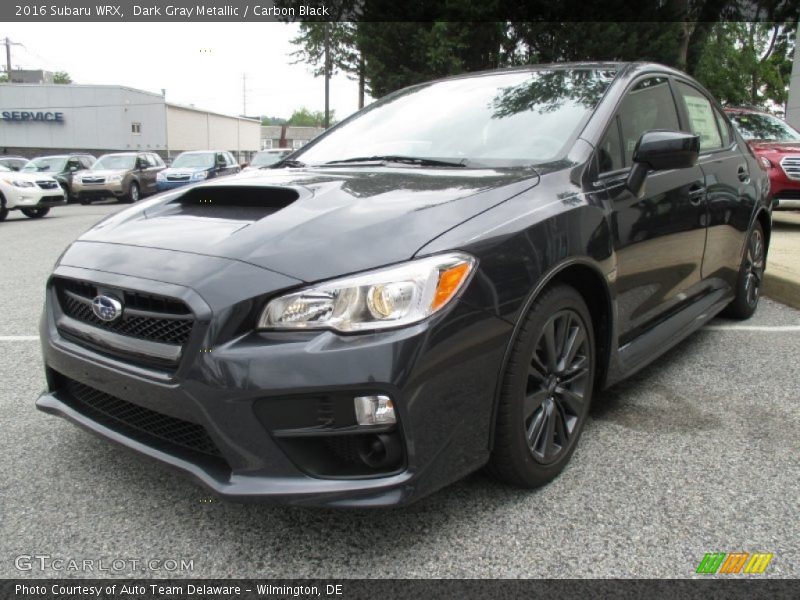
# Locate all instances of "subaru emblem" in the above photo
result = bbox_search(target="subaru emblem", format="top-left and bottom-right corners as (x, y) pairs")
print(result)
(92, 295), (123, 322)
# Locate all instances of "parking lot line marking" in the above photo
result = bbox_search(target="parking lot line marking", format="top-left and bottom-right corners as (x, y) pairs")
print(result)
(704, 325), (800, 332)
(0, 336), (38, 341)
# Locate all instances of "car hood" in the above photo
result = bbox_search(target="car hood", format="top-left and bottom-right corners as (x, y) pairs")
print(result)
(747, 140), (800, 154)
(79, 166), (539, 282)
(82, 169), (129, 178)
(1, 171), (56, 183)
(162, 166), (209, 175)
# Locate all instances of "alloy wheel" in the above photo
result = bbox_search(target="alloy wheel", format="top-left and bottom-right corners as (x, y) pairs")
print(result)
(524, 309), (591, 464)
(744, 227), (765, 307)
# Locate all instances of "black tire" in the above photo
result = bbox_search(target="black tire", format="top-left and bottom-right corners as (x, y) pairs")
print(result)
(722, 222), (765, 320)
(79, 196), (92, 205)
(0, 194), (7, 222)
(21, 207), (50, 218)
(488, 284), (596, 488)
(122, 182), (140, 204)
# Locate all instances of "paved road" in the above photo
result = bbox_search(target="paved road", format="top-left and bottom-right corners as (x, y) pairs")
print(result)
(1, 204), (798, 579)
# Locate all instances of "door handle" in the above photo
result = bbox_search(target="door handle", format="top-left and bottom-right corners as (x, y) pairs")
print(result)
(688, 184), (706, 205)
(737, 165), (750, 183)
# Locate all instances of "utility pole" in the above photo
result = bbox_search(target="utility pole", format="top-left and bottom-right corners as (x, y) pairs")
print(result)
(3, 37), (23, 81)
(324, 23), (330, 129)
(242, 73), (247, 116)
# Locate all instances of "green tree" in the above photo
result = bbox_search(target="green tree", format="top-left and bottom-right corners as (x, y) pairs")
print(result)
(261, 116), (287, 126)
(290, 22), (367, 108)
(694, 22), (796, 107)
(53, 71), (72, 84)
(286, 107), (335, 127)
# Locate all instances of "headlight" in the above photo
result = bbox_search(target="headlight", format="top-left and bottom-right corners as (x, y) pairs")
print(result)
(258, 252), (476, 332)
(192, 171), (208, 180)
(107, 174), (123, 182)
(759, 156), (773, 169)
(156, 172), (166, 181)
(9, 180), (35, 188)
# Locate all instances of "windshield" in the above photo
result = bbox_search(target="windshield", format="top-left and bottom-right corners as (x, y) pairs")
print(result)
(295, 68), (616, 167)
(729, 112), (800, 142)
(93, 155), (136, 170)
(22, 156), (67, 173)
(251, 151), (289, 167)
(171, 152), (214, 169)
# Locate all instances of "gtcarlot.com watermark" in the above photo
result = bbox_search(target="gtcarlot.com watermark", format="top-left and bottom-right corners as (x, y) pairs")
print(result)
(14, 554), (194, 573)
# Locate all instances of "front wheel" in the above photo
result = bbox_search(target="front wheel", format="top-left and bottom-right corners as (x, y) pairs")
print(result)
(122, 182), (140, 203)
(488, 284), (595, 488)
(21, 207), (50, 218)
(722, 222), (765, 320)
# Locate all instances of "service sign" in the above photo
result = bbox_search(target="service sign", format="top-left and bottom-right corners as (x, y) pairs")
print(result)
(0, 110), (65, 122)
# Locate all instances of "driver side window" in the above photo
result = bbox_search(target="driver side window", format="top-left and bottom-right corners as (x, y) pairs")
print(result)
(599, 77), (681, 173)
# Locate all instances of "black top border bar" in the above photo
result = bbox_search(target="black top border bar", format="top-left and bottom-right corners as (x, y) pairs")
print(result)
(1, 0), (797, 22)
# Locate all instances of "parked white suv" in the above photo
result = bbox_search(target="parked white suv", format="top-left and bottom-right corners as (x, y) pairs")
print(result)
(0, 165), (65, 220)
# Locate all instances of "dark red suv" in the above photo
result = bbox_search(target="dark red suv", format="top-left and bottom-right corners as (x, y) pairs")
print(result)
(725, 107), (800, 210)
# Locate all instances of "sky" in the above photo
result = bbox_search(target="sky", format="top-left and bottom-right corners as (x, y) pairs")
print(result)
(3, 22), (367, 120)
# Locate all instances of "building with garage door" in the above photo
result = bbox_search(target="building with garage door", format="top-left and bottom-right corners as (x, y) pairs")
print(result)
(0, 83), (260, 163)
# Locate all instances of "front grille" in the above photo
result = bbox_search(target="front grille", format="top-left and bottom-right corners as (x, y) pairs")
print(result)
(55, 278), (194, 346)
(59, 374), (226, 461)
(37, 180), (59, 189)
(780, 156), (800, 181)
(82, 176), (105, 184)
(167, 175), (190, 181)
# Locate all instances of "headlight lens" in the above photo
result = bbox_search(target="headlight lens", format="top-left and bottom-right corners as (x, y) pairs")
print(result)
(107, 174), (123, 182)
(258, 252), (476, 332)
(192, 171), (208, 180)
(759, 156), (773, 169)
(156, 172), (166, 181)
(9, 180), (35, 188)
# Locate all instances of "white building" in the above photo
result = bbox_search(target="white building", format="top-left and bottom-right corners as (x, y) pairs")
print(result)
(0, 83), (261, 162)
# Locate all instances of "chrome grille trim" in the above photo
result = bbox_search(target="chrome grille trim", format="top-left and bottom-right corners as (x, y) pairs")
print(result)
(780, 156), (800, 181)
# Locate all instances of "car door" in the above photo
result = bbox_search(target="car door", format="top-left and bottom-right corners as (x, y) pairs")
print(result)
(672, 80), (758, 291)
(597, 76), (709, 346)
(226, 152), (240, 175)
(140, 153), (159, 194)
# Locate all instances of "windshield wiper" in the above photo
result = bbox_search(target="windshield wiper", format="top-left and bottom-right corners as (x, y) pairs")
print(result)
(273, 159), (306, 168)
(322, 155), (466, 168)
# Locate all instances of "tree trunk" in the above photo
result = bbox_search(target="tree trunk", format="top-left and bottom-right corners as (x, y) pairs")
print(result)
(358, 54), (365, 109)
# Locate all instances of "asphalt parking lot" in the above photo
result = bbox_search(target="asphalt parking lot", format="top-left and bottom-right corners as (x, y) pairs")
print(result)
(1, 203), (798, 579)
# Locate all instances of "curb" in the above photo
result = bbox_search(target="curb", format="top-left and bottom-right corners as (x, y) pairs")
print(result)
(763, 271), (800, 311)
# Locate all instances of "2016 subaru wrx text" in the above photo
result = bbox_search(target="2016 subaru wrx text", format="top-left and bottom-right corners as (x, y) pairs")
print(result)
(37, 63), (770, 507)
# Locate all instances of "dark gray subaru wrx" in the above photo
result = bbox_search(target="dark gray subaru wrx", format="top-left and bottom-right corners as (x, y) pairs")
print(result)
(38, 63), (771, 507)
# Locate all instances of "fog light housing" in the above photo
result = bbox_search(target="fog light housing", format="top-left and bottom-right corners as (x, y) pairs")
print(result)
(354, 395), (396, 426)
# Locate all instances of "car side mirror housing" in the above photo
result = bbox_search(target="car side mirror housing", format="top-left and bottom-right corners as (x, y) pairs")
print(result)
(626, 130), (700, 198)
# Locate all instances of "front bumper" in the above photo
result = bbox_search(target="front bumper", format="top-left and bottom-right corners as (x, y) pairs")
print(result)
(4, 187), (65, 209)
(37, 252), (512, 507)
(74, 180), (125, 199)
(156, 179), (194, 191)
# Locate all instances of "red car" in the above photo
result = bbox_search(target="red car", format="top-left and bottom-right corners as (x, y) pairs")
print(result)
(725, 107), (800, 210)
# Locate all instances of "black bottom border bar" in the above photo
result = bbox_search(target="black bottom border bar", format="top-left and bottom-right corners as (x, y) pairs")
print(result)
(2, 579), (798, 600)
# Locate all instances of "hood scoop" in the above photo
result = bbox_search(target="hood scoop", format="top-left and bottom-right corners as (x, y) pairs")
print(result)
(146, 185), (301, 222)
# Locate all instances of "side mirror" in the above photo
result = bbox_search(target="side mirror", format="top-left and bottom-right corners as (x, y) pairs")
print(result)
(137, 159), (147, 170)
(626, 130), (700, 198)
(68, 165), (79, 172)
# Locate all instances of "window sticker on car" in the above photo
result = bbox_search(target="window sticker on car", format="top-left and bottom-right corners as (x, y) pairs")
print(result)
(684, 95), (722, 150)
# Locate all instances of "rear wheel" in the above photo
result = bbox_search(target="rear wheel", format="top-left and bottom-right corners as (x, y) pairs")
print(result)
(488, 284), (595, 487)
(21, 207), (50, 218)
(723, 222), (765, 320)
(0, 195), (7, 222)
